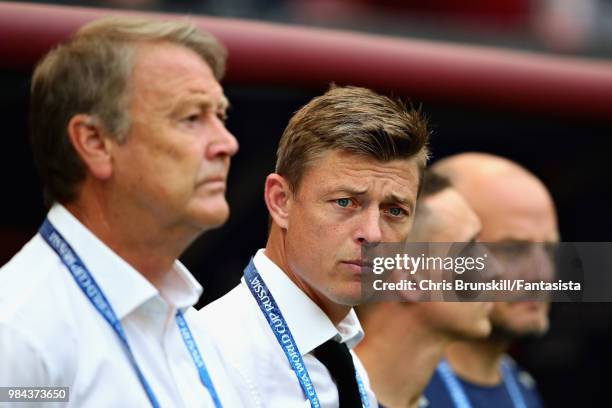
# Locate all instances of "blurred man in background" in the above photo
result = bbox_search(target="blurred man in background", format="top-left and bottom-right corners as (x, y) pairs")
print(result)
(424, 152), (559, 408)
(356, 171), (492, 408)
(198, 85), (430, 407)
(0, 16), (241, 406)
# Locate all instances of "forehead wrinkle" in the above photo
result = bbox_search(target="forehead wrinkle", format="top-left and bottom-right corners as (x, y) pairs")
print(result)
(170, 94), (214, 112)
(136, 84), (227, 122)
(183, 85), (228, 111)
(339, 162), (417, 194)
(333, 163), (417, 187)
(131, 45), (222, 112)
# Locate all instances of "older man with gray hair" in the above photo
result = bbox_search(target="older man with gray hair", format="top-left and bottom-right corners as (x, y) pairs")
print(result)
(0, 16), (240, 407)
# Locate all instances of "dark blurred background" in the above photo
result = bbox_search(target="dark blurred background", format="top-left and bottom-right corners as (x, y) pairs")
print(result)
(2, 0), (612, 406)
(18, 0), (612, 57)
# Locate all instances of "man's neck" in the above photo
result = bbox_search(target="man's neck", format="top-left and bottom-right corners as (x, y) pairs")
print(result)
(64, 194), (196, 289)
(445, 337), (510, 386)
(356, 307), (449, 408)
(264, 226), (351, 325)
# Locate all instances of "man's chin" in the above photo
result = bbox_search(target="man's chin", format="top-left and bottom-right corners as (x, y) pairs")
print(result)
(491, 320), (549, 340)
(332, 286), (365, 306)
(189, 198), (230, 227)
(188, 210), (230, 233)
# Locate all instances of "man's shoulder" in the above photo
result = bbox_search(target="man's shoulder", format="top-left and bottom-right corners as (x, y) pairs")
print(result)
(0, 233), (80, 352)
(426, 356), (545, 408)
(197, 281), (282, 358)
(423, 366), (453, 406)
(195, 282), (281, 405)
(1, 233), (45, 273)
(198, 282), (257, 322)
(503, 356), (544, 402)
(197, 282), (268, 344)
(0, 235), (81, 386)
(0, 234), (65, 317)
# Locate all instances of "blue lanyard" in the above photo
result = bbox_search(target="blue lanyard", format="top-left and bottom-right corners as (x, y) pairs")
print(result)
(500, 359), (528, 408)
(243, 259), (370, 408)
(437, 360), (472, 408)
(39, 219), (223, 408)
(175, 311), (223, 408)
(437, 359), (527, 408)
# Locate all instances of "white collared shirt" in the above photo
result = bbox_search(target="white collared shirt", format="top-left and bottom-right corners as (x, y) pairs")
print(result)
(0, 204), (242, 407)
(196, 249), (377, 408)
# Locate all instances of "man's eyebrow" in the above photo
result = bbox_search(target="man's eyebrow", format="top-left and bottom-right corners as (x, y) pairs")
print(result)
(388, 193), (413, 206)
(383, 193), (415, 212)
(329, 186), (368, 196)
(171, 94), (230, 112)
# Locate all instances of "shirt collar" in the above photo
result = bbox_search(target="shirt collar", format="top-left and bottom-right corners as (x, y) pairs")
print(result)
(47, 204), (202, 319)
(250, 249), (364, 355)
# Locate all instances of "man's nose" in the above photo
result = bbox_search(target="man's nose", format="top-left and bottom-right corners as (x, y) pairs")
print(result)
(355, 208), (383, 245)
(206, 119), (239, 160)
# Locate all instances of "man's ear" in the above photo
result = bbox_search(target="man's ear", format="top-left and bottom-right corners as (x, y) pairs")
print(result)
(264, 173), (293, 230)
(67, 114), (113, 180)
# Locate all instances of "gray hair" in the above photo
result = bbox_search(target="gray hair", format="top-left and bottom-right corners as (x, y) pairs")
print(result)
(29, 16), (227, 205)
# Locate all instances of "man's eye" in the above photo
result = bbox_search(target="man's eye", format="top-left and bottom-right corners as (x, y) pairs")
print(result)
(336, 198), (351, 208)
(387, 207), (405, 217)
(183, 113), (201, 123)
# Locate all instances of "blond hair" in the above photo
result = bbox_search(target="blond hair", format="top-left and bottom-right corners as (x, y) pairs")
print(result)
(276, 85), (430, 193)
